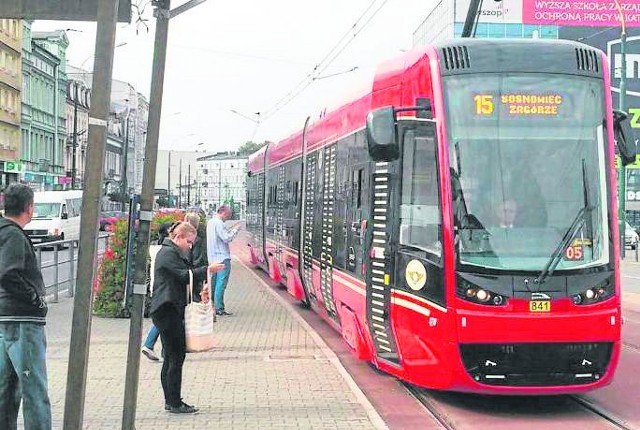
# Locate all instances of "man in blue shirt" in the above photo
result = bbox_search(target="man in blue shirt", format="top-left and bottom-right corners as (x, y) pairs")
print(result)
(206, 205), (240, 315)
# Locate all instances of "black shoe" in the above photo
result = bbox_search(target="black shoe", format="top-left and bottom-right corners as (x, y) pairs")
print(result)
(165, 400), (193, 411)
(216, 310), (233, 316)
(167, 402), (198, 414)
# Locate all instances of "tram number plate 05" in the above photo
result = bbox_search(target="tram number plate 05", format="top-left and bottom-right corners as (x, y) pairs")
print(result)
(529, 300), (551, 312)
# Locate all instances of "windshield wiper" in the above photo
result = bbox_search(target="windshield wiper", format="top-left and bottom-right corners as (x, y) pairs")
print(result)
(581, 159), (594, 241)
(536, 160), (594, 285)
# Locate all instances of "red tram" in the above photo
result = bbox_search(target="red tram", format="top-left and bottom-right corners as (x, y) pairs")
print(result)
(245, 39), (636, 394)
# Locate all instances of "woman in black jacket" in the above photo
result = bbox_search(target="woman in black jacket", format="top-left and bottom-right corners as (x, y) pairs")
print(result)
(149, 221), (223, 414)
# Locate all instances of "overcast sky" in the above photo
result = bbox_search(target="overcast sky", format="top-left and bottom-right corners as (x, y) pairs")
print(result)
(33, 0), (432, 152)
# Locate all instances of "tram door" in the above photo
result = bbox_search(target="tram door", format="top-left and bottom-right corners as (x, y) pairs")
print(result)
(318, 145), (339, 323)
(255, 172), (267, 267)
(274, 165), (286, 279)
(345, 164), (369, 275)
(365, 159), (401, 365)
(300, 146), (318, 306)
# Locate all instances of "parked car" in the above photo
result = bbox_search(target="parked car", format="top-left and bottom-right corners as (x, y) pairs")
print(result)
(625, 221), (639, 250)
(99, 211), (128, 231)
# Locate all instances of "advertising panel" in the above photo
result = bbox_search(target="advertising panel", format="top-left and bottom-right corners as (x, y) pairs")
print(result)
(523, 0), (640, 27)
(453, 0), (640, 28)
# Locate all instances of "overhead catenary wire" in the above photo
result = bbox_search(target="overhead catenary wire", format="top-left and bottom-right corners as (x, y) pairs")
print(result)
(260, 0), (390, 122)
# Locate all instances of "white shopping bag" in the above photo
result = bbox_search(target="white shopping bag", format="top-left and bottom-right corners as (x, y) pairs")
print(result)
(184, 269), (216, 352)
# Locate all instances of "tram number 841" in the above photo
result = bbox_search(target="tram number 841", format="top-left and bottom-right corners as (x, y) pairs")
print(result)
(529, 301), (551, 312)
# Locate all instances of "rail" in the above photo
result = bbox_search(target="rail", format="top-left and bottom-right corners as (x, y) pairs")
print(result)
(34, 233), (111, 302)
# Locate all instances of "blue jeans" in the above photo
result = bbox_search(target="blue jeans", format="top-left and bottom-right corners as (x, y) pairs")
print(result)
(0, 323), (52, 430)
(143, 324), (160, 350)
(213, 259), (232, 312)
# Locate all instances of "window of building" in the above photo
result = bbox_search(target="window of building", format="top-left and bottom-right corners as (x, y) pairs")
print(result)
(505, 23), (523, 38)
(523, 25), (539, 38)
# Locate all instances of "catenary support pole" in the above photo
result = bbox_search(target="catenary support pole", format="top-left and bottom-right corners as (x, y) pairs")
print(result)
(121, 0), (209, 424)
(121, 0), (171, 427)
(63, 0), (119, 428)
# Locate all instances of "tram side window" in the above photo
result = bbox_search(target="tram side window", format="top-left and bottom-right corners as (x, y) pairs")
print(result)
(400, 128), (441, 259)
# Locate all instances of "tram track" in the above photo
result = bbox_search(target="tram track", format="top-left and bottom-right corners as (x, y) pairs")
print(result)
(403, 383), (455, 430)
(404, 382), (636, 430)
(569, 395), (635, 430)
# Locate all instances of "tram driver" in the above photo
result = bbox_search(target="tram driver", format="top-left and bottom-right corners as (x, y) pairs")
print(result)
(495, 199), (518, 229)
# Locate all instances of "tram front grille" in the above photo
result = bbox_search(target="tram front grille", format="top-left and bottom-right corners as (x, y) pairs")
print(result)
(459, 342), (613, 386)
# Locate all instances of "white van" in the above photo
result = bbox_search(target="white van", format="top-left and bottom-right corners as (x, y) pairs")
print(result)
(25, 190), (83, 244)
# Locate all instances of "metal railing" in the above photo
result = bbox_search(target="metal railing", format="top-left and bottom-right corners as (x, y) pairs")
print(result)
(34, 233), (111, 302)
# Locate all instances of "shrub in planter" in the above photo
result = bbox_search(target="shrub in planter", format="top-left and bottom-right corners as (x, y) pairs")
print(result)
(93, 210), (185, 318)
(93, 219), (129, 317)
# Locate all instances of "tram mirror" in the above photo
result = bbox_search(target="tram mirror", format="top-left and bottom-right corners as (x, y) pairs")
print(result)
(366, 107), (399, 161)
(613, 109), (636, 166)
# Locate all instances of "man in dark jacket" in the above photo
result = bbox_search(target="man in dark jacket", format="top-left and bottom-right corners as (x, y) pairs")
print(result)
(0, 184), (52, 429)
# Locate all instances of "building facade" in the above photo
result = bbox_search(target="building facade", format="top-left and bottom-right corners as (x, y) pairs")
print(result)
(66, 65), (149, 201)
(0, 19), (22, 189)
(21, 24), (68, 191)
(65, 78), (90, 189)
(197, 152), (248, 215)
(155, 149), (217, 208)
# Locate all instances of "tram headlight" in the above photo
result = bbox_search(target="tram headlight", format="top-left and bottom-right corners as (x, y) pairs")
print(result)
(476, 289), (490, 302)
(571, 278), (613, 306)
(457, 279), (507, 306)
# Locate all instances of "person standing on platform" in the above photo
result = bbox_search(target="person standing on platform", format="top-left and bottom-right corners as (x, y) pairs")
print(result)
(185, 212), (208, 269)
(206, 205), (241, 316)
(150, 221), (223, 414)
(0, 184), (52, 429)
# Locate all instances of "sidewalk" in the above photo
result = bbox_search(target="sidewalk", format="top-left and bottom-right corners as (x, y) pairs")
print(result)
(42, 258), (385, 429)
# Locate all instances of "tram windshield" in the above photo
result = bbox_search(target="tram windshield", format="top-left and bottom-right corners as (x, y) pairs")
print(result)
(443, 73), (610, 271)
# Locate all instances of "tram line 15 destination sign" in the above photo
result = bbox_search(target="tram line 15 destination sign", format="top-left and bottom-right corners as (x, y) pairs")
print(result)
(0, 0), (132, 23)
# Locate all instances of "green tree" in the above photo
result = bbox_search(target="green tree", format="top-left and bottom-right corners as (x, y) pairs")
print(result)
(237, 140), (269, 156)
